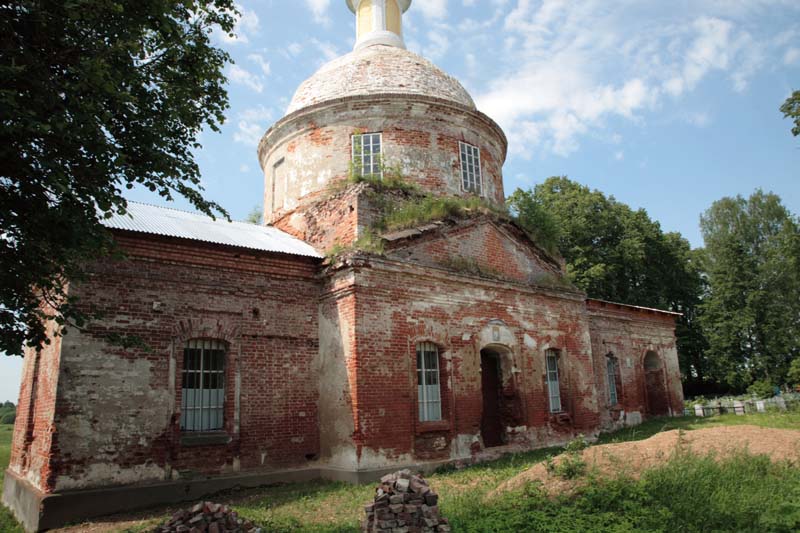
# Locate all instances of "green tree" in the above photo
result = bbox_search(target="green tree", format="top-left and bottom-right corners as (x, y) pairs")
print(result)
(245, 205), (262, 225)
(780, 90), (800, 137)
(1, 1), (238, 356)
(700, 190), (800, 388)
(510, 177), (709, 385)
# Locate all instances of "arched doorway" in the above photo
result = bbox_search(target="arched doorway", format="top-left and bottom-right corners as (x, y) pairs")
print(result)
(643, 351), (669, 416)
(480, 345), (515, 447)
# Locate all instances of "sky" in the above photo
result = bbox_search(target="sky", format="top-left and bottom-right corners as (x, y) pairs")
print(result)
(2, 0), (799, 402)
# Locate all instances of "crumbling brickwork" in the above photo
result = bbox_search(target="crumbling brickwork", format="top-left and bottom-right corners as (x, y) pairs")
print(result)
(13, 234), (322, 493)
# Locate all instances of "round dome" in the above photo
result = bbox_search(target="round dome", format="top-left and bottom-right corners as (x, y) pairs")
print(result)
(286, 45), (476, 115)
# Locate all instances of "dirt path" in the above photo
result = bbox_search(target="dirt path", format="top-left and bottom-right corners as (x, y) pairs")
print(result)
(489, 425), (800, 499)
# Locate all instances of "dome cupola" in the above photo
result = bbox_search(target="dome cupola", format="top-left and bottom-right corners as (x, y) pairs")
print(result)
(258, 0), (508, 234)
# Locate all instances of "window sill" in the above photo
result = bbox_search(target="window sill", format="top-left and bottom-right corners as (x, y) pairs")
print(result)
(415, 420), (451, 434)
(180, 431), (231, 447)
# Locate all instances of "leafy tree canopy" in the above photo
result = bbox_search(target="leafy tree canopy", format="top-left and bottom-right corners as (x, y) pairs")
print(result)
(699, 190), (800, 388)
(1, 0), (238, 355)
(780, 90), (800, 137)
(509, 177), (708, 385)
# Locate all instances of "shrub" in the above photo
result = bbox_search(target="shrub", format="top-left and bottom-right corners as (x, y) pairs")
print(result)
(747, 379), (774, 399)
(788, 358), (800, 386)
(0, 412), (15, 425)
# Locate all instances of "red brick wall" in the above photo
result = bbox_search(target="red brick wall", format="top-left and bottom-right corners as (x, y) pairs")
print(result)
(586, 300), (683, 427)
(33, 233), (321, 492)
(336, 258), (599, 467)
(385, 218), (563, 285)
(8, 307), (63, 491)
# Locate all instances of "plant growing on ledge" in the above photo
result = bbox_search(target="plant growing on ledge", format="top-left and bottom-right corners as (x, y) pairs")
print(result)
(325, 228), (385, 259)
(380, 194), (510, 232)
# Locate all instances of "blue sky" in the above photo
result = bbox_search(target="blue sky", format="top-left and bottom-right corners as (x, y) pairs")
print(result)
(1, 0), (799, 402)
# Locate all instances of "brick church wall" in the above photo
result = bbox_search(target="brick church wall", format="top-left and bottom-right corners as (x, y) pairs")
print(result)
(325, 257), (601, 469)
(19, 232), (322, 493)
(586, 300), (684, 428)
(8, 310), (63, 492)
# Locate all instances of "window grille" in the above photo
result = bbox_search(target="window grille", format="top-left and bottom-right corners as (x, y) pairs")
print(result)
(606, 356), (618, 405)
(417, 342), (442, 422)
(352, 132), (382, 178)
(181, 339), (226, 431)
(459, 141), (482, 195)
(546, 349), (562, 413)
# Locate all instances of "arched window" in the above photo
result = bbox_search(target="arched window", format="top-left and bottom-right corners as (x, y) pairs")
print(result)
(606, 354), (619, 405)
(181, 339), (226, 432)
(545, 348), (561, 413)
(417, 342), (441, 422)
(644, 350), (661, 371)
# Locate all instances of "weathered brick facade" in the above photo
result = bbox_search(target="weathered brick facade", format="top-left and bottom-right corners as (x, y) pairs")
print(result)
(3, 6), (683, 529)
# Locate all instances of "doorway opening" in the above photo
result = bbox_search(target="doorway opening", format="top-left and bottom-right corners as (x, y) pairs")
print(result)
(480, 346), (513, 447)
(644, 351), (669, 416)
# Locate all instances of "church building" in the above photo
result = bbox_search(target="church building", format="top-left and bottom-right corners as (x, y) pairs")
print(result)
(3, 1), (683, 530)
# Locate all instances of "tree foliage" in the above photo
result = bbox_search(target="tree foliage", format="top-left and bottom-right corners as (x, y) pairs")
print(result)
(0, 1), (237, 355)
(780, 89), (800, 137)
(699, 190), (800, 388)
(510, 177), (708, 385)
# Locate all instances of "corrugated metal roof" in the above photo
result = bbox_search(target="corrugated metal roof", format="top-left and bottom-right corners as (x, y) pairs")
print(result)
(102, 202), (321, 259)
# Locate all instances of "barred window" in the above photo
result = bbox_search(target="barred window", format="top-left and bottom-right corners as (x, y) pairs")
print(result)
(459, 141), (482, 195)
(417, 342), (442, 422)
(546, 349), (562, 413)
(352, 132), (382, 178)
(181, 339), (226, 432)
(606, 356), (619, 405)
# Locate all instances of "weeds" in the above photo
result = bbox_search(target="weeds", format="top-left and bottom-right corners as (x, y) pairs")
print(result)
(545, 434), (589, 480)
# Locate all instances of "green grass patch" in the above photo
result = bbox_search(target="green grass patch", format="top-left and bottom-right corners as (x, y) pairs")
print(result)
(460, 452), (800, 533)
(1, 413), (798, 532)
(380, 194), (508, 233)
(0, 424), (24, 533)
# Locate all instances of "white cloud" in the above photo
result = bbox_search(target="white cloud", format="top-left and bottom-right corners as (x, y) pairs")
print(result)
(234, 121), (264, 147)
(305, 0), (332, 26)
(417, 0), (448, 20)
(614, 151), (624, 161)
(784, 47), (800, 65)
(240, 164), (251, 173)
(248, 53), (271, 76)
(228, 65), (264, 93)
(473, 0), (794, 157)
(421, 30), (451, 61)
(311, 38), (339, 63)
(287, 43), (303, 56)
(218, 3), (260, 44)
(239, 105), (274, 123)
(233, 106), (275, 147)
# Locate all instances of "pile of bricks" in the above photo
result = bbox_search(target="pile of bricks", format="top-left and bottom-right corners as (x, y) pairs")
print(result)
(154, 501), (261, 533)
(362, 469), (451, 533)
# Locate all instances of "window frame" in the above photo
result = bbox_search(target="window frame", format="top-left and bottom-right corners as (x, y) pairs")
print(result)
(459, 141), (483, 195)
(545, 348), (562, 413)
(416, 341), (442, 422)
(606, 355), (619, 406)
(180, 338), (227, 433)
(351, 132), (383, 179)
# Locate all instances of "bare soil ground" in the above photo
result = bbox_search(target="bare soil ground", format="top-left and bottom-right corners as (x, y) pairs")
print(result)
(489, 425), (800, 499)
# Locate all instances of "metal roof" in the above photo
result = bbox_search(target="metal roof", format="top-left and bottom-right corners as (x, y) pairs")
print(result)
(102, 202), (321, 259)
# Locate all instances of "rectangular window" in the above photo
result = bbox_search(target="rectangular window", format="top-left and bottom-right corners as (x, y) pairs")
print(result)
(352, 132), (382, 178)
(459, 141), (482, 195)
(607, 357), (618, 405)
(181, 339), (226, 432)
(417, 342), (442, 422)
(546, 349), (562, 413)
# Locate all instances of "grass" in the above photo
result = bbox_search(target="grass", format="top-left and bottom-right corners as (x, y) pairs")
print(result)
(0, 424), (24, 533)
(1, 412), (798, 532)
